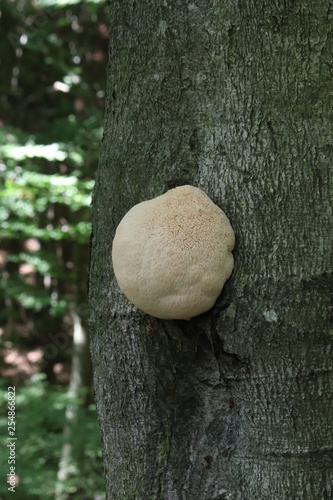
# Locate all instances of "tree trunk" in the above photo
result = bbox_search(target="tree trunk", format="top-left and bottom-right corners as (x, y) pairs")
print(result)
(55, 310), (92, 499)
(89, 1), (333, 498)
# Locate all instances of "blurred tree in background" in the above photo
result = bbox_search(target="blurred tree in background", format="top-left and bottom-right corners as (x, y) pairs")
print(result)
(0, 0), (107, 497)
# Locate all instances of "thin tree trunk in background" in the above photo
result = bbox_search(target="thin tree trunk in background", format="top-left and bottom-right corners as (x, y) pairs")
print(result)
(89, 1), (333, 498)
(55, 311), (92, 500)
(56, 242), (92, 499)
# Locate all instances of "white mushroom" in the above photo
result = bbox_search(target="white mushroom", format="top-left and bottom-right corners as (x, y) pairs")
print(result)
(112, 185), (235, 320)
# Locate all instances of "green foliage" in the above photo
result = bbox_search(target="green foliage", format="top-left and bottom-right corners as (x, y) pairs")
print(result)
(0, 1), (107, 496)
(0, 375), (105, 499)
(0, 0), (108, 318)
(0, 165), (93, 242)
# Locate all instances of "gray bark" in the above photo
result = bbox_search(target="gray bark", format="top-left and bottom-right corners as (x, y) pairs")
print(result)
(89, 1), (333, 498)
(55, 311), (92, 499)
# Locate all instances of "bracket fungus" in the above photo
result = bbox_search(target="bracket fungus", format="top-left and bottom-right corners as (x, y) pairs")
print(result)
(112, 185), (235, 320)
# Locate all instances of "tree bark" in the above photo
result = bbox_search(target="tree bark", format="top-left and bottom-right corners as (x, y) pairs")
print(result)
(89, 1), (333, 498)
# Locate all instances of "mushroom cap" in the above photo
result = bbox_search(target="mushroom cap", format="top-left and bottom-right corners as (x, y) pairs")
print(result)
(112, 185), (235, 320)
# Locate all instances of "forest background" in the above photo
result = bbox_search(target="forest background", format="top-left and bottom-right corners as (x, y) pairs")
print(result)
(0, 1), (108, 498)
